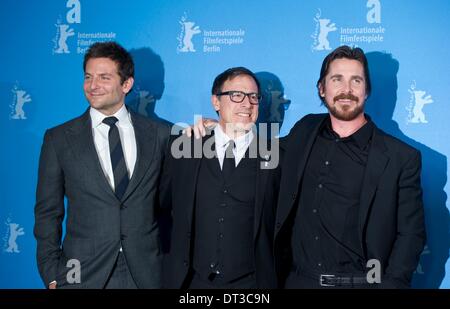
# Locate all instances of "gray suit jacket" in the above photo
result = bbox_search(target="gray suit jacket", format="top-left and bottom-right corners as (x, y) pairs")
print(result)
(34, 107), (170, 288)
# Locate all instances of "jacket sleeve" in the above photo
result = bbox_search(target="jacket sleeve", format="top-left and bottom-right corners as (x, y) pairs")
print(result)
(33, 130), (65, 287)
(158, 134), (176, 212)
(383, 150), (426, 288)
(157, 131), (176, 255)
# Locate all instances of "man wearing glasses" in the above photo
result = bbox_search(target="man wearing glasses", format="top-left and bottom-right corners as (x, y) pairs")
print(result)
(161, 67), (281, 288)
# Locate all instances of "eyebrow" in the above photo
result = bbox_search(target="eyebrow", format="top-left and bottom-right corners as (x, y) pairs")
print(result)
(84, 72), (114, 77)
(329, 74), (343, 79)
(329, 74), (364, 80)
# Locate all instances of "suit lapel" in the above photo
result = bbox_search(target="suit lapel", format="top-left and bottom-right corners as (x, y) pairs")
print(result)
(121, 111), (156, 201)
(253, 138), (270, 241)
(185, 135), (209, 228)
(277, 116), (326, 226)
(293, 121), (323, 188)
(358, 129), (389, 243)
(65, 109), (116, 199)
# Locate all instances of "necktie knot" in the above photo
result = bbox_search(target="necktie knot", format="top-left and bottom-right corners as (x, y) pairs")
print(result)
(103, 116), (119, 127)
(222, 140), (235, 179)
(224, 140), (235, 159)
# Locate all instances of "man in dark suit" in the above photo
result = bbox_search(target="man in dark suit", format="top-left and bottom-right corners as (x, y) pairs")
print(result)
(161, 67), (280, 289)
(34, 42), (169, 288)
(275, 46), (426, 288)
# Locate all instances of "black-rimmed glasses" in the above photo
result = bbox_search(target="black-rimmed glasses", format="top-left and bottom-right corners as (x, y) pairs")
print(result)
(216, 91), (261, 105)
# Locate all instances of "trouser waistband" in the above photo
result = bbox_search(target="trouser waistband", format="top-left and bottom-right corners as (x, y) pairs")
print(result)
(291, 265), (370, 287)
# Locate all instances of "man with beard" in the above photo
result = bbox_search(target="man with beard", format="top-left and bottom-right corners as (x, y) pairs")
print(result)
(274, 45), (425, 288)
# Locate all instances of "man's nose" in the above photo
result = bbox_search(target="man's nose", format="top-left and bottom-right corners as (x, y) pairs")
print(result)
(89, 77), (99, 90)
(240, 94), (252, 107)
(342, 80), (353, 93)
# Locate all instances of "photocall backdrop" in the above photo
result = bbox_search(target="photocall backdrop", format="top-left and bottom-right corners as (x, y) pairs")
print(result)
(1, 0), (449, 288)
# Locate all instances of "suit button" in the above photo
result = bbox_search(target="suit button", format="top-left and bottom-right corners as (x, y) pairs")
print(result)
(121, 234), (127, 240)
(220, 203), (227, 207)
(223, 189), (228, 194)
(210, 263), (215, 268)
(218, 218), (224, 223)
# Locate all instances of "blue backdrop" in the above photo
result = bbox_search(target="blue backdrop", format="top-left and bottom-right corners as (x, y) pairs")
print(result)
(1, 0), (449, 288)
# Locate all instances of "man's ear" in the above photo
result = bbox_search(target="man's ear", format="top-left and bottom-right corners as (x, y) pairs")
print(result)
(318, 82), (325, 98)
(122, 77), (134, 94)
(211, 95), (220, 112)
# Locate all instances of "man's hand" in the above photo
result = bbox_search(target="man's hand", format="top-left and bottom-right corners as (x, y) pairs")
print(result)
(183, 117), (218, 139)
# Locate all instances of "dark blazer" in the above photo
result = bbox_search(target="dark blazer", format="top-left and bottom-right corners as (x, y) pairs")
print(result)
(274, 113), (426, 288)
(34, 107), (170, 288)
(161, 132), (281, 288)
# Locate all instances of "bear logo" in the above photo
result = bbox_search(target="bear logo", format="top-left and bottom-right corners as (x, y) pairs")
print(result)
(314, 18), (337, 51)
(179, 20), (201, 52)
(410, 90), (433, 123)
(5, 223), (25, 253)
(11, 89), (31, 120)
(54, 24), (75, 54)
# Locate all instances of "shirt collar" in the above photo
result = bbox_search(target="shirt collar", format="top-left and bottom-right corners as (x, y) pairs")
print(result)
(352, 116), (374, 149)
(321, 114), (374, 149)
(90, 104), (130, 128)
(214, 124), (254, 151)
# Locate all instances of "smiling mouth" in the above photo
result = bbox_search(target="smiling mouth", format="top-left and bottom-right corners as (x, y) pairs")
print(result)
(236, 112), (252, 117)
(336, 99), (354, 103)
(334, 93), (359, 103)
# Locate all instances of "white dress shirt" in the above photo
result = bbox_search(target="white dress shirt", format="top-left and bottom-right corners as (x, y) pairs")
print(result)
(214, 125), (254, 169)
(90, 105), (137, 190)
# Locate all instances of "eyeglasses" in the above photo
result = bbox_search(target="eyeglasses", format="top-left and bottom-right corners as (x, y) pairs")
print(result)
(216, 91), (261, 105)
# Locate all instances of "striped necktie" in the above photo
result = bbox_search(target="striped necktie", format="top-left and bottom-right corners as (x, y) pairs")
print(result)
(102, 116), (129, 200)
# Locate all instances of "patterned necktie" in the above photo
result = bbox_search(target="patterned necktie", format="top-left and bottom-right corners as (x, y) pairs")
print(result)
(102, 116), (129, 200)
(222, 140), (235, 179)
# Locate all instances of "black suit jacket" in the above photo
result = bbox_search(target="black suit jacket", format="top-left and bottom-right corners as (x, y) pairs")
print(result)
(34, 107), (170, 288)
(275, 114), (426, 288)
(161, 132), (281, 288)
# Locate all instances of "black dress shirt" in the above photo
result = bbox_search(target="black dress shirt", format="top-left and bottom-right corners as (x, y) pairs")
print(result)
(292, 116), (374, 273)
